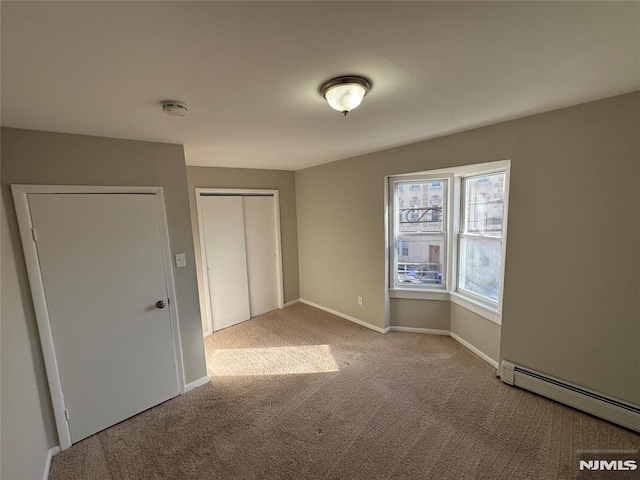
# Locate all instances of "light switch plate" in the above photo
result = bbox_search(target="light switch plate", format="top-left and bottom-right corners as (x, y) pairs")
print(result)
(175, 253), (186, 268)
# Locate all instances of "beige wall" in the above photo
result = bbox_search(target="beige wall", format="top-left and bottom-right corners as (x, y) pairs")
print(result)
(296, 91), (639, 405)
(499, 94), (640, 404)
(390, 299), (450, 331)
(186, 166), (299, 333)
(450, 304), (501, 365)
(297, 160), (390, 329)
(0, 128), (208, 477)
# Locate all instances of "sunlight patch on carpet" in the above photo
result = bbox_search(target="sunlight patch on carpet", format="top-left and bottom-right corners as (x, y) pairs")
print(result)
(208, 345), (340, 376)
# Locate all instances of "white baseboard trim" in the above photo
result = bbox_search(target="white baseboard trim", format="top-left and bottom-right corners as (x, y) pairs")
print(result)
(43, 446), (61, 480)
(389, 326), (450, 336)
(501, 361), (640, 433)
(185, 376), (210, 392)
(283, 298), (300, 308)
(450, 332), (499, 369)
(299, 299), (389, 334)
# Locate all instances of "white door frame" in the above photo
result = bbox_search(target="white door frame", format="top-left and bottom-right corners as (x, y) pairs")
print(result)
(11, 184), (186, 451)
(195, 188), (285, 336)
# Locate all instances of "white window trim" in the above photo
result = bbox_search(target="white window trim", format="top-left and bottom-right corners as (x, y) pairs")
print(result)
(386, 160), (511, 324)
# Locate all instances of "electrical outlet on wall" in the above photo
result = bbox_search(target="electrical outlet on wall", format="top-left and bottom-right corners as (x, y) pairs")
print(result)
(357, 296), (364, 306)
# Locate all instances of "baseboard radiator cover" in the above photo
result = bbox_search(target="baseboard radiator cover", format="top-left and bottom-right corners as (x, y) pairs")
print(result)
(500, 361), (639, 433)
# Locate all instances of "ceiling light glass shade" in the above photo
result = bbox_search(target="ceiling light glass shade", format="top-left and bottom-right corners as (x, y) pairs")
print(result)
(324, 84), (366, 113)
(320, 76), (371, 115)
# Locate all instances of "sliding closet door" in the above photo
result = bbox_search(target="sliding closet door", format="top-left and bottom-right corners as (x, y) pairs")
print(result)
(243, 196), (279, 316)
(200, 196), (250, 331)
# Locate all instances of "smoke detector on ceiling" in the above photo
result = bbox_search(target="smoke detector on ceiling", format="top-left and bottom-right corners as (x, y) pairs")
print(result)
(162, 101), (188, 117)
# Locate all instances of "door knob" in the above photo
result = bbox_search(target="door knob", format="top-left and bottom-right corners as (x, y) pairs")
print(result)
(156, 300), (167, 309)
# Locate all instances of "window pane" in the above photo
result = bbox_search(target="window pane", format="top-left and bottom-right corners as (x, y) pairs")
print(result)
(397, 180), (445, 234)
(396, 235), (444, 286)
(458, 237), (501, 301)
(464, 174), (505, 237)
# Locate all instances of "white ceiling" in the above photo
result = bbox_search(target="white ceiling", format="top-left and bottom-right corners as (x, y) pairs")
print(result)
(2, 1), (639, 170)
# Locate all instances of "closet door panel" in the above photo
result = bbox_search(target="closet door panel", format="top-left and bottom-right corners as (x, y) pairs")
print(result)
(201, 196), (251, 331)
(243, 196), (279, 316)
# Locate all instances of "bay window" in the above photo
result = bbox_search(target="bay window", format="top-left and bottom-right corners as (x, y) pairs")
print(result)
(388, 161), (510, 317)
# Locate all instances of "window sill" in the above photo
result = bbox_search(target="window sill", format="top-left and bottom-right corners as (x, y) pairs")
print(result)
(449, 292), (502, 325)
(389, 289), (450, 301)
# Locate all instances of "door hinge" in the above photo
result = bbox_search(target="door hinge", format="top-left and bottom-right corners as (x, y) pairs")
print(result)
(64, 409), (70, 421)
(31, 228), (38, 242)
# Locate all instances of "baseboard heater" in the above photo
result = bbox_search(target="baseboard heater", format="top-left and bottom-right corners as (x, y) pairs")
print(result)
(500, 361), (640, 433)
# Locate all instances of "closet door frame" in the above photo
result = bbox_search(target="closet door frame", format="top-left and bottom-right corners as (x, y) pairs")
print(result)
(195, 188), (284, 336)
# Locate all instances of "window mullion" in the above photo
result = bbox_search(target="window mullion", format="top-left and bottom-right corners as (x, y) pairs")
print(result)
(398, 232), (445, 237)
(459, 233), (502, 241)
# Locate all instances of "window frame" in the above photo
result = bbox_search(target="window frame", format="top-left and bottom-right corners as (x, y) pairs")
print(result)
(454, 171), (508, 311)
(387, 161), (510, 323)
(389, 174), (451, 292)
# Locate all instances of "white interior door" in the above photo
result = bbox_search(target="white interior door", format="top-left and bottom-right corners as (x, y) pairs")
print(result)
(28, 193), (179, 443)
(200, 196), (251, 331)
(243, 196), (279, 316)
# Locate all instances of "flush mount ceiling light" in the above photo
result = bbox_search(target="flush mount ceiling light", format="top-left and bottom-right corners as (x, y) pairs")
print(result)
(319, 76), (371, 116)
(162, 101), (188, 117)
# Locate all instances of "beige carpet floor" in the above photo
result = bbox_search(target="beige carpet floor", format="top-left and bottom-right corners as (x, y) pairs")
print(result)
(50, 303), (639, 479)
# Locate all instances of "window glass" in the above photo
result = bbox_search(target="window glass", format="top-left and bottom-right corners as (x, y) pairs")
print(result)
(397, 181), (444, 233)
(458, 172), (506, 304)
(393, 179), (447, 288)
(458, 237), (501, 301)
(396, 236), (444, 286)
(464, 174), (505, 236)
